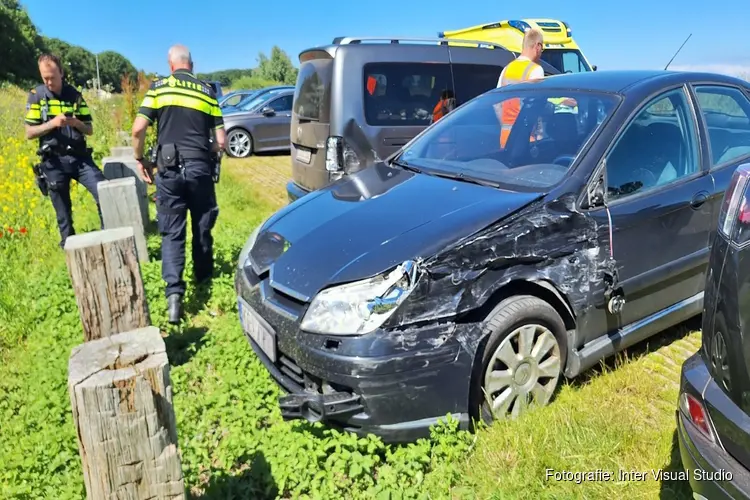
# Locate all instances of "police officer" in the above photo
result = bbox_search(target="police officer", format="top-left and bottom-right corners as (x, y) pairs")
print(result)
(131, 44), (225, 324)
(24, 53), (106, 249)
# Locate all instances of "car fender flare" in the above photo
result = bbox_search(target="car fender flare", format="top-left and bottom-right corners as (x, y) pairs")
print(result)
(466, 275), (577, 377)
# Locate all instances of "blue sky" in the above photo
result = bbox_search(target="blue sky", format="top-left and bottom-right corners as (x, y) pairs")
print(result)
(21, 0), (750, 77)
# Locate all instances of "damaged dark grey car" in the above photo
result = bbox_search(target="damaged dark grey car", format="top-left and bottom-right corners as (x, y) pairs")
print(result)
(235, 70), (750, 442)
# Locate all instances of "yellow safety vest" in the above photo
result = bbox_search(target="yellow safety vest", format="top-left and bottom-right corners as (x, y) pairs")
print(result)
(499, 59), (542, 87)
(499, 59), (542, 146)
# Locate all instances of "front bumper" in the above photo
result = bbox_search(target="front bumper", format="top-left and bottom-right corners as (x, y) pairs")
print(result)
(234, 267), (473, 443)
(677, 353), (750, 499)
(285, 181), (310, 204)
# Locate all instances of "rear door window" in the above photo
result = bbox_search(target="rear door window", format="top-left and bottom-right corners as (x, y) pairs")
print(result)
(449, 63), (504, 105)
(293, 57), (332, 122)
(362, 62), (503, 126)
(691, 85), (750, 167)
(363, 62), (453, 126)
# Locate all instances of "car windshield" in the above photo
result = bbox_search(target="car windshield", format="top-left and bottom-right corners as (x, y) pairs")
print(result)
(396, 87), (620, 191)
(221, 91), (253, 108)
(238, 90), (283, 111)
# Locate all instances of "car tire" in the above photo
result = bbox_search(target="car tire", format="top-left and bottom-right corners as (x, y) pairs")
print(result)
(472, 295), (567, 426)
(226, 128), (253, 158)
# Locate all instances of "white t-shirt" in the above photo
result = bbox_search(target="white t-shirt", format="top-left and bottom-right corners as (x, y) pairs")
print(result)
(496, 56), (544, 88)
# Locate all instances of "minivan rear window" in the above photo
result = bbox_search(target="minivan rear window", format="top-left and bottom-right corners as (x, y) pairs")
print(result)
(362, 62), (504, 127)
(293, 58), (332, 122)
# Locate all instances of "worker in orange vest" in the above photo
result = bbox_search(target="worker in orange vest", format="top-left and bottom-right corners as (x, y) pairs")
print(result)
(432, 89), (456, 123)
(496, 27), (546, 147)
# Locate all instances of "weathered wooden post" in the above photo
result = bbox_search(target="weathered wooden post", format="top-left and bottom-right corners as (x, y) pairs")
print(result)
(64, 227), (150, 342)
(102, 157), (149, 227)
(68, 327), (186, 499)
(110, 145), (135, 157)
(115, 130), (131, 146)
(98, 177), (149, 262)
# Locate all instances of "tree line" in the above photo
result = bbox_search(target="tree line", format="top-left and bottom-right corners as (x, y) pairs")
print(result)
(1, 0), (298, 93)
(1, 0), (139, 91)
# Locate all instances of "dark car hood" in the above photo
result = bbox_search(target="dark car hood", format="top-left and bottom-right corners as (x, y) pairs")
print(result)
(249, 164), (542, 301)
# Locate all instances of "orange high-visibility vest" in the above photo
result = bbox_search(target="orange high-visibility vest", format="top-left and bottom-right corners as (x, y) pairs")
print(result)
(498, 59), (543, 147)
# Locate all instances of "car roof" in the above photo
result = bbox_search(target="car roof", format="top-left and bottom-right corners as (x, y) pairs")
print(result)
(302, 37), (515, 60)
(299, 38), (560, 75)
(495, 69), (750, 94)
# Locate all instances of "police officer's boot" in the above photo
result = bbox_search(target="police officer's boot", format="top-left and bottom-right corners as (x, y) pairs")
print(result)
(167, 293), (183, 324)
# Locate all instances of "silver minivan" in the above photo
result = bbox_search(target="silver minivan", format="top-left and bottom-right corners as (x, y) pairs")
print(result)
(286, 36), (560, 202)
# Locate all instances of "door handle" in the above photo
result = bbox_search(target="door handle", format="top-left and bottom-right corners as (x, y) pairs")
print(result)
(690, 190), (709, 209)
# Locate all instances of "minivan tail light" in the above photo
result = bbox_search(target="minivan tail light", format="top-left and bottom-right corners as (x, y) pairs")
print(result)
(719, 163), (750, 246)
(325, 136), (361, 175)
(679, 392), (713, 439)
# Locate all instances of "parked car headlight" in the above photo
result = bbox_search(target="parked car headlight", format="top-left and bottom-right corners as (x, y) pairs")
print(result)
(237, 217), (269, 269)
(301, 260), (419, 335)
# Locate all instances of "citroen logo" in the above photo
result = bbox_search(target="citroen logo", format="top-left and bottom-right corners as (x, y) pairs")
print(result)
(297, 127), (302, 137)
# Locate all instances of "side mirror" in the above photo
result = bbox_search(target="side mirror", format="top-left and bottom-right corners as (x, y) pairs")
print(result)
(261, 107), (275, 116)
(592, 65), (598, 71)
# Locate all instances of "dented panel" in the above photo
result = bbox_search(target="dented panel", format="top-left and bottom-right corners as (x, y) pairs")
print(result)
(386, 193), (619, 360)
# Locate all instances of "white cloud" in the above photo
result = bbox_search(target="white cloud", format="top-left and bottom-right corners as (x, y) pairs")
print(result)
(669, 63), (750, 79)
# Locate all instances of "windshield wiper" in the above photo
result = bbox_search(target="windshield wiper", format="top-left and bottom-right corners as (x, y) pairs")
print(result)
(390, 158), (422, 174)
(428, 170), (500, 188)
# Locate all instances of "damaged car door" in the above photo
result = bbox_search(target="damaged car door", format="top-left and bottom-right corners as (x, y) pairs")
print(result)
(584, 86), (713, 344)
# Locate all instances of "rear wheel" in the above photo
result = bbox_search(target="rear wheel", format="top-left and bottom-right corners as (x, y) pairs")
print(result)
(227, 128), (253, 158)
(473, 295), (567, 425)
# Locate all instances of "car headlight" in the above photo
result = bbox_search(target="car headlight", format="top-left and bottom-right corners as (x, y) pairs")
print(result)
(237, 217), (268, 269)
(300, 260), (419, 335)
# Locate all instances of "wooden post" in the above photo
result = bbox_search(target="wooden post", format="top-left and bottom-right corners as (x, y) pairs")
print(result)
(68, 327), (186, 499)
(110, 145), (135, 157)
(102, 157), (149, 226)
(64, 227), (150, 342)
(98, 177), (149, 261)
(115, 130), (131, 146)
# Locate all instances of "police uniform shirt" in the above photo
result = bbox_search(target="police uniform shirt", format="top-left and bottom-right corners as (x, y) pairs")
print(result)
(24, 83), (93, 146)
(136, 69), (224, 153)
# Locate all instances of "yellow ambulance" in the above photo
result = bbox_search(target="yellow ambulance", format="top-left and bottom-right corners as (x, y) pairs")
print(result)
(438, 19), (596, 75)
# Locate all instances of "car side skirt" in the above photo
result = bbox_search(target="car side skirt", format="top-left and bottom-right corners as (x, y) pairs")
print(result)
(565, 291), (703, 378)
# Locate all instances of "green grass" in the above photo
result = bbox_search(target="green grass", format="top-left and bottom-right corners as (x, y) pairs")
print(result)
(0, 154), (475, 499)
(0, 138), (704, 498)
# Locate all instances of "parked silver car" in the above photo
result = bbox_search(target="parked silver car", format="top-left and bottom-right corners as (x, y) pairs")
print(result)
(223, 89), (294, 158)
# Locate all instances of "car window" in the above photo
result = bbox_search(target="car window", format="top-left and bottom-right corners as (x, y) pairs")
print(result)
(541, 49), (589, 74)
(605, 88), (700, 201)
(222, 93), (245, 107)
(397, 89), (619, 192)
(363, 62), (454, 126)
(692, 85), (750, 167)
(294, 58), (332, 122)
(449, 63), (504, 105)
(240, 92), (278, 112)
(267, 95), (293, 112)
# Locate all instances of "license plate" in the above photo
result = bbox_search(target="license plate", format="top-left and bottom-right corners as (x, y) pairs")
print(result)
(296, 148), (311, 164)
(238, 299), (277, 362)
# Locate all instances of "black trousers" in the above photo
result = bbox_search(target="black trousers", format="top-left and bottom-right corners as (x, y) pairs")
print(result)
(155, 159), (219, 298)
(42, 154), (106, 249)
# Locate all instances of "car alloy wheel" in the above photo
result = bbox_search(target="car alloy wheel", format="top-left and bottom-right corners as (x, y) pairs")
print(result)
(227, 129), (252, 158)
(474, 295), (566, 424)
(483, 323), (561, 419)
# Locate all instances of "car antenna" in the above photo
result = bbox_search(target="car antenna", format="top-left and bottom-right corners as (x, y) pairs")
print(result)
(664, 33), (692, 70)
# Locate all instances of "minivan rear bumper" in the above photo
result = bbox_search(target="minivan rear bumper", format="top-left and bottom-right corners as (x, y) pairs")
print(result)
(286, 180), (310, 203)
(677, 353), (750, 499)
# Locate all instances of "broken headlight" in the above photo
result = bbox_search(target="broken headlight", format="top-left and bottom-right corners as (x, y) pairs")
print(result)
(300, 260), (419, 335)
